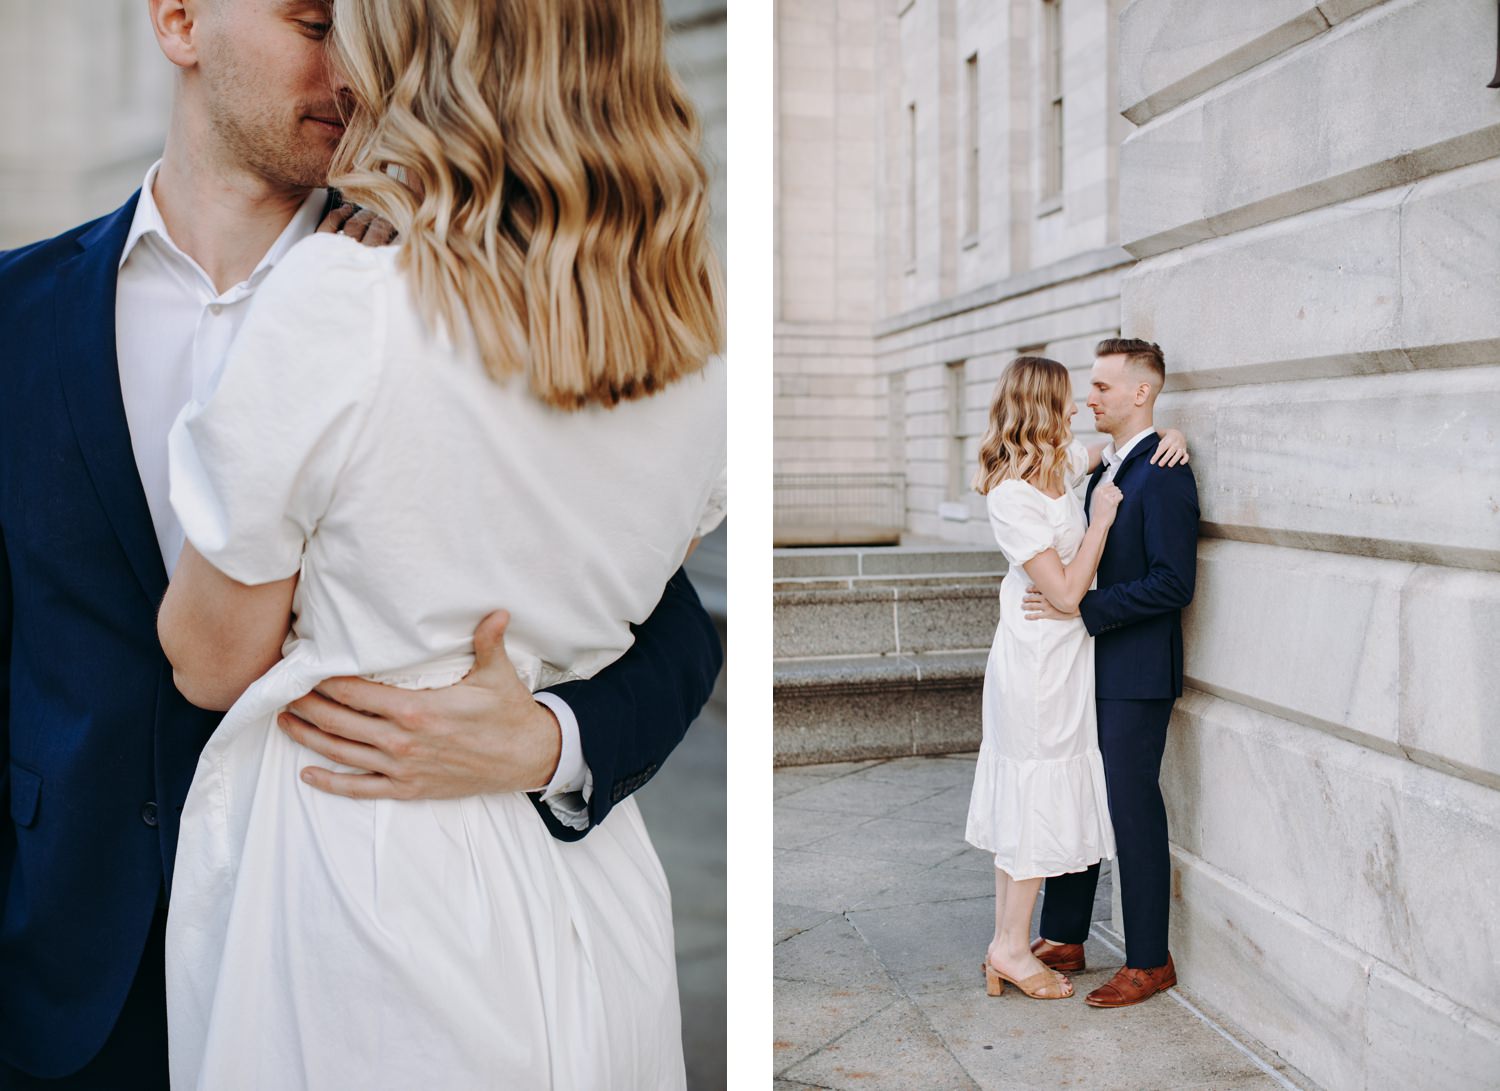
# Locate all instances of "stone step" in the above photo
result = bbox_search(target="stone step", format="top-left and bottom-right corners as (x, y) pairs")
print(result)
(773, 572), (1005, 593)
(773, 545), (1006, 581)
(773, 582), (1001, 660)
(773, 651), (986, 765)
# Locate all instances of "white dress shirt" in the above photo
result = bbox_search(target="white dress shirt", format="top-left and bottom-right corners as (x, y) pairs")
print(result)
(115, 163), (589, 813)
(1088, 426), (1157, 517)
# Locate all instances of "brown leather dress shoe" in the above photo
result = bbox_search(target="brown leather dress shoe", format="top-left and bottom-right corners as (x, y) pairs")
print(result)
(1030, 937), (1086, 973)
(1085, 954), (1177, 1008)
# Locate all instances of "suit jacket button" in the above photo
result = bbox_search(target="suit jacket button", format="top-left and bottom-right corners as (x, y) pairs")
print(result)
(141, 801), (159, 828)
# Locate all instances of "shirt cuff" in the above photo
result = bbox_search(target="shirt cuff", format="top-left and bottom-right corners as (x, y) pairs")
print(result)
(532, 691), (593, 831)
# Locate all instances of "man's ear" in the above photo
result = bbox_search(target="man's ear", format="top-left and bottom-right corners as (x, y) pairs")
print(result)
(149, 0), (204, 70)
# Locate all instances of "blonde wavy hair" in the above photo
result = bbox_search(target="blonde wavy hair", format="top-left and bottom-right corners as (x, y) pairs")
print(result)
(326, 0), (723, 409)
(973, 356), (1074, 495)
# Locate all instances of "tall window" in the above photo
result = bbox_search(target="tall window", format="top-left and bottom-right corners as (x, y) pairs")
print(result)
(1041, 0), (1063, 201)
(963, 53), (980, 240)
(907, 102), (918, 269)
(946, 360), (967, 498)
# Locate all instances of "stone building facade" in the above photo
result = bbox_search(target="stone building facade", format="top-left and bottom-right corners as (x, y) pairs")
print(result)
(776, 0), (1500, 1085)
(775, 0), (1132, 544)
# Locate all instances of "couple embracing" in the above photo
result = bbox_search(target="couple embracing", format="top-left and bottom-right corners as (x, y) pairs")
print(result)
(2, 1), (722, 1088)
(965, 341), (1199, 1007)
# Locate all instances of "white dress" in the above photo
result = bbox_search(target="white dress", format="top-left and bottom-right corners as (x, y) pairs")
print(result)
(162, 234), (725, 1090)
(964, 441), (1115, 880)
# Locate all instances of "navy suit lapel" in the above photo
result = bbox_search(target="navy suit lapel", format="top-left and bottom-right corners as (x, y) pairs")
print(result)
(1111, 432), (1162, 491)
(52, 191), (168, 606)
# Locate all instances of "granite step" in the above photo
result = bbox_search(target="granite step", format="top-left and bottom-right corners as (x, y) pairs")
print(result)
(773, 651), (987, 765)
(773, 582), (1001, 660)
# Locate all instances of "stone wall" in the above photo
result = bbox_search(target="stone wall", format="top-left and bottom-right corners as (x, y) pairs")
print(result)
(1117, 0), (1500, 1085)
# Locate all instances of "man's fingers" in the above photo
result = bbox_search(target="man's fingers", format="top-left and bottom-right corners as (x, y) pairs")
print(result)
(316, 204), (355, 234)
(279, 711), (395, 775)
(289, 687), (402, 746)
(299, 766), (407, 799)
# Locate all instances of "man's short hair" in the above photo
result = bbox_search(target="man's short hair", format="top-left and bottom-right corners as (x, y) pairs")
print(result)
(1096, 337), (1165, 386)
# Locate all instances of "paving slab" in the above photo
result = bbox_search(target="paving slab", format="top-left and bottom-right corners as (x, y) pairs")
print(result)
(773, 769), (947, 817)
(774, 804), (877, 851)
(774, 758), (1321, 1090)
(782, 996), (982, 1091)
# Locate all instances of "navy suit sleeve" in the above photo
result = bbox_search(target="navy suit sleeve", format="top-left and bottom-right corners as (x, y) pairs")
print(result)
(1078, 465), (1199, 636)
(0, 523), (9, 806)
(527, 567), (722, 842)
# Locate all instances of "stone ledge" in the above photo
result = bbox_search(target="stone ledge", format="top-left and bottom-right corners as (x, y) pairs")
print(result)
(1167, 843), (1500, 1090)
(773, 650), (988, 694)
(774, 573), (1006, 593)
(871, 245), (1132, 338)
(1157, 365), (1500, 566)
(1184, 541), (1500, 790)
(1125, 157), (1500, 392)
(1119, 0), (1333, 125)
(773, 651), (987, 765)
(773, 545), (1005, 580)
(1119, 0), (1500, 257)
(774, 582), (1001, 659)
(1165, 690), (1500, 1025)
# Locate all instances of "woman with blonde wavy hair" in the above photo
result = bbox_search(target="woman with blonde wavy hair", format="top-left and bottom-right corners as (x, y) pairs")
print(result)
(964, 357), (1183, 1001)
(156, 0), (722, 1086)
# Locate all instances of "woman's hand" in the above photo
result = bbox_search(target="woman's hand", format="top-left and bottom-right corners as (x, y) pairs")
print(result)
(1151, 428), (1189, 467)
(1091, 483), (1124, 528)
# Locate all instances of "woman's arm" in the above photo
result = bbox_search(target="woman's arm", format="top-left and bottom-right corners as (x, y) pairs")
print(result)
(1018, 484), (1123, 612)
(158, 542), (297, 711)
(1084, 442), (1108, 473)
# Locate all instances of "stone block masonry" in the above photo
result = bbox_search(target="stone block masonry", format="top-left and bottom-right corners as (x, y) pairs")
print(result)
(1118, 1), (1500, 1084)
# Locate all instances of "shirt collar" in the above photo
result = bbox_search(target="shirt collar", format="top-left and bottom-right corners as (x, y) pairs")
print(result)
(119, 159), (328, 288)
(1103, 427), (1158, 468)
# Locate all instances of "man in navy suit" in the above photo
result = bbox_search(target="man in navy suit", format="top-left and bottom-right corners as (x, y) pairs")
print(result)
(0, 1), (720, 1085)
(1022, 338), (1199, 1008)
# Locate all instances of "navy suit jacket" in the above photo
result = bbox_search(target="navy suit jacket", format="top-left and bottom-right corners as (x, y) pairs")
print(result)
(0, 195), (721, 1077)
(1078, 432), (1199, 700)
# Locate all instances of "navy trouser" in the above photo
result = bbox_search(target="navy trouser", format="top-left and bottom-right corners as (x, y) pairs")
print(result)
(0, 904), (168, 1090)
(1040, 697), (1175, 969)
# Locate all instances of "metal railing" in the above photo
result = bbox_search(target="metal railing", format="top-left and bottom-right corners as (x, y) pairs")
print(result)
(773, 473), (905, 547)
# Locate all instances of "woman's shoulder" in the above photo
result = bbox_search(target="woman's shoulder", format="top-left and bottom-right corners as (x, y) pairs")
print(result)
(267, 232), (394, 298)
(985, 478), (1049, 513)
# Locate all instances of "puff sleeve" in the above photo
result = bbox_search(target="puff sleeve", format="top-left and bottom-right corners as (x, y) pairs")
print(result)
(696, 461), (727, 539)
(985, 482), (1055, 568)
(167, 235), (386, 585)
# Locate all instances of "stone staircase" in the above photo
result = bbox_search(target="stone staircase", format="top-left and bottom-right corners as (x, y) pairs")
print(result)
(772, 545), (1006, 764)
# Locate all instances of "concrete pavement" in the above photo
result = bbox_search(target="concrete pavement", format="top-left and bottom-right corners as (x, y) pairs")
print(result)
(774, 755), (1317, 1091)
